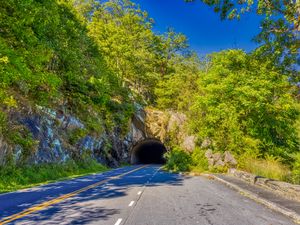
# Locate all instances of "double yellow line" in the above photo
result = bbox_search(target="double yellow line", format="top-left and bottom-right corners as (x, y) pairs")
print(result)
(0, 165), (148, 225)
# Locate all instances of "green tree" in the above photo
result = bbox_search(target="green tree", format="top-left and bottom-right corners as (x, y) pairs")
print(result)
(186, 0), (299, 69)
(0, 0), (134, 157)
(190, 50), (299, 161)
(155, 53), (201, 110)
(88, 0), (160, 102)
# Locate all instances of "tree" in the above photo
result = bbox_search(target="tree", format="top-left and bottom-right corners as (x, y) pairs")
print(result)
(155, 53), (201, 110)
(0, 0), (134, 143)
(190, 50), (299, 161)
(186, 0), (299, 70)
(88, 0), (160, 103)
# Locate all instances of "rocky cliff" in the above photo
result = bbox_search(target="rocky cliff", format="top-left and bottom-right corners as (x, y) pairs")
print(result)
(0, 107), (195, 167)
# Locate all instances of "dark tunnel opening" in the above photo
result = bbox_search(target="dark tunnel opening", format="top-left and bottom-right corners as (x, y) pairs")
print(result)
(131, 139), (167, 164)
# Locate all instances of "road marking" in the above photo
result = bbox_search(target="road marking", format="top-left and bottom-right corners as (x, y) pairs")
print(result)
(128, 201), (134, 207)
(0, 165), (148, 225)
(122, 166), (162, 225)
(114, 218), (122, 225)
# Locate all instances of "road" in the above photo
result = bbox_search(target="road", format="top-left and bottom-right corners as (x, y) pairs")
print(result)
(0, 165), (296, 225)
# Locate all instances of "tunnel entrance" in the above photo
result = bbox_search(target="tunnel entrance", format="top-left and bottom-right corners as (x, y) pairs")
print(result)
(131, 139), (167, 164)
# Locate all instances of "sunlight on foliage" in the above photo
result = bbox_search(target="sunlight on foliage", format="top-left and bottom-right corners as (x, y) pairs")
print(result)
(0, 159), (108, 193)
(190, 50), (299, 162)
(164, 147), (191, 172)
(0, 0), (299, 185)
(238, 154), (290, 182)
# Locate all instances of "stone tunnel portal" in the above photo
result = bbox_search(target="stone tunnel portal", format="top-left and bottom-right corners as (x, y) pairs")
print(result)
(131, 139), (167, 164)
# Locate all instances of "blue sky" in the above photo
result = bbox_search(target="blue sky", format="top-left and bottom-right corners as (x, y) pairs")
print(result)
(134, 0), (263, 57)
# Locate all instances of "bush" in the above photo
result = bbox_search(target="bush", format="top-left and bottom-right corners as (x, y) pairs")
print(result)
(291, 153), (300, 184)
(190, 148), (209, 173)
(68, 128), (88, 145)
(164, 146), (191, 172)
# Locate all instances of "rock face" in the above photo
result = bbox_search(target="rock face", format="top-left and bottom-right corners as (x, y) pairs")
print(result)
(0, 107), (131, 167)
(131, 108), (196, 151)
(0, 107), (194, 167)
(0, 136), (11, 166)
(205, 149), (237, 168)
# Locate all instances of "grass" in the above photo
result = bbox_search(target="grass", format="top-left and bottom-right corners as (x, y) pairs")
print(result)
(238, 155), (290, 182)
(0, 159), (109, 193)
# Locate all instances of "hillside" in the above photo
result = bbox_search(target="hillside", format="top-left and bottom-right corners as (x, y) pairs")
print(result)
(0, 0), (299, 191)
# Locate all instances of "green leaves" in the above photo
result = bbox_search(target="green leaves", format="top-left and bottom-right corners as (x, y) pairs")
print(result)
(165, 146), (192, 172)
(190, 50), (299, 161)
(186, 0), (299, 70)
(155, 53), (200, 110)
(1, 0), (298, 170)
(0, 0), (140, 156)
(88, 0), (161, 103)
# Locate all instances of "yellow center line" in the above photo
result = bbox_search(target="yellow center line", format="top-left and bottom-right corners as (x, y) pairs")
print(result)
(0, 165), (148, 225)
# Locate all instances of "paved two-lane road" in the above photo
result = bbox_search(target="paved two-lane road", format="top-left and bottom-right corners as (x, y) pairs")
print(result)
(0, 165), (296, 225)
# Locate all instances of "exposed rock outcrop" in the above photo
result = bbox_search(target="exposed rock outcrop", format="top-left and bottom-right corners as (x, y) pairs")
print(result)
(0, 106), (131, 167)
(205, 149), (237, 168)
(131, 108), (196, 152)
(0, 136), (11, 166)
(0, 107), (194, 167)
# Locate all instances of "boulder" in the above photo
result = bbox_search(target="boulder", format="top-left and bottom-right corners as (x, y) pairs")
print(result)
(204, 150), (237, 169)
(205, 149), (213, 158)
(208, 158), (215, 167)
(224, 151), (237, 166)
(215, 159), (225, 167)
(182, 136), (196, 152)
(212, 152), (222, 162)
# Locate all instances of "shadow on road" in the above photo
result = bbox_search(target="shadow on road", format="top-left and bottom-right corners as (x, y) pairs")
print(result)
(1, 165), (186, 224)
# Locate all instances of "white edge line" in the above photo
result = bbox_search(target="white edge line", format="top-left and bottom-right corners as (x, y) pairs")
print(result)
(211, 175), (300, 224)
(128, 201), (134, 207)
(114, 218), (122, 225)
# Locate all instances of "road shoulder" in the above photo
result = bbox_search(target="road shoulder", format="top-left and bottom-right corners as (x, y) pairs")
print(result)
(211, 174), (300, 224)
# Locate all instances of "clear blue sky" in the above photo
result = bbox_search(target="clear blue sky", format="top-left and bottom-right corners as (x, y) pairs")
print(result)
(134, 0), (262, 57)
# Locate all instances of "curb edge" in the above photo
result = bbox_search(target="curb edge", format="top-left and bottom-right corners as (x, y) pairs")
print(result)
(207, 174), (300, 224)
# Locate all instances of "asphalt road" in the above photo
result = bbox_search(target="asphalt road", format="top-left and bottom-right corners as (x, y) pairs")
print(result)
(0, 165), (296, 225)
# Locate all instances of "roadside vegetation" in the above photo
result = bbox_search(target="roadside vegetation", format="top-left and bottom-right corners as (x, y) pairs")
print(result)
(164, 50), (300, 184)
(0, 159), (108, 193)
(163, 0), (300, 184)
(0, 0), (299, 187)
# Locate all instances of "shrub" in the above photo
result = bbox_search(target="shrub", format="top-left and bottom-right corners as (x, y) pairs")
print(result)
(68, 128), (88, 145)
(291, 153), (300, 184)
(190, 148), (209, 173)
(164, 146), (191, 172)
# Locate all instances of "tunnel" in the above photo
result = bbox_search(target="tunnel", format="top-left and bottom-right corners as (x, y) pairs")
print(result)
(131, 139), (167, 164)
